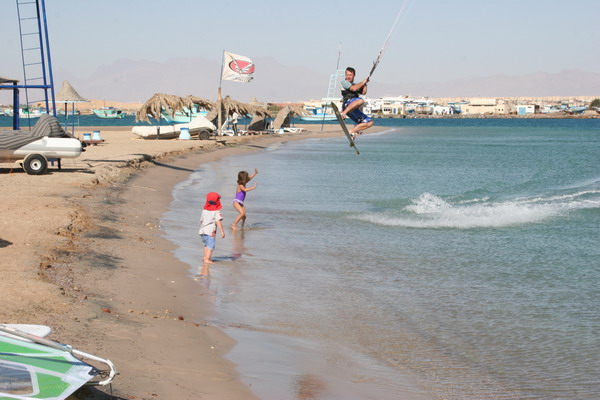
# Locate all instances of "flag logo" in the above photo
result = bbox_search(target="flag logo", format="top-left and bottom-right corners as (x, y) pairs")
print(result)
(222, 51), (255, 83)
(228, 59), (255, 75)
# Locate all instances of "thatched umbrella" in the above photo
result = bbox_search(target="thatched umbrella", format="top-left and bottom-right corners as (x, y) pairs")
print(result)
(206, 96), (270, 134)
(181, 95), (214, 117)
(135, 93), (186, 123)
(0, 76), (19, 85)
(285, 104), (311, 117)
(272, 105), (310, 130)
(247, 114), (270, 132)
(54, 80), (88, 136)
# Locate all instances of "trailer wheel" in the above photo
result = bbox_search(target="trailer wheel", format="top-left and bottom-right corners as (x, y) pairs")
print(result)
(23, 154), (48, 175)
(198, 129), (211, 140)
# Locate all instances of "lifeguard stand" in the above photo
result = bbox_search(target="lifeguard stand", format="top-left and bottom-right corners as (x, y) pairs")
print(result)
(0, 0), (56, 130)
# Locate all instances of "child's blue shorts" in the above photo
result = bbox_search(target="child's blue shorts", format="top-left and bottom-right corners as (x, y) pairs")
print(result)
(200, 234), (216, 250)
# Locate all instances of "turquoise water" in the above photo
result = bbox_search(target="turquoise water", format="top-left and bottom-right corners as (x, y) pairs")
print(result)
(0, 114), (337, 128)
(163, 119), (600, 399)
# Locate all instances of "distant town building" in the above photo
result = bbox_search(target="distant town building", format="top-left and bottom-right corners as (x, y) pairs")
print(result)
(461, 98), (512, 115)
(515, 104), (539, 115)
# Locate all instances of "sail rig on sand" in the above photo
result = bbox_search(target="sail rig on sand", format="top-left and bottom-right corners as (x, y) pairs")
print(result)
(0, 324), (116, 400)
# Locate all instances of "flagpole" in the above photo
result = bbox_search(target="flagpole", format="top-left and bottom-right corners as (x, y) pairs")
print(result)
(218, 50), (225, 137)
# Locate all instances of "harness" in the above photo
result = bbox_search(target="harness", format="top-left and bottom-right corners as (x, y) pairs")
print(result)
(341, 81), (361, 104)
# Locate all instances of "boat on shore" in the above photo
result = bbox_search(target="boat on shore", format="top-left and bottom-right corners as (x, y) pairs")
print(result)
(132, 115), (215, 140)
(299, 106), (336, 121)
(58, 109), (81, 116)
(92, 107), (126, 119)
(161, 105), (209, 123)
(18, 106), (47, 119)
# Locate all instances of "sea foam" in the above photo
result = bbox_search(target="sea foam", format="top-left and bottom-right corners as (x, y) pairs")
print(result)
(352, 191), (600, 229)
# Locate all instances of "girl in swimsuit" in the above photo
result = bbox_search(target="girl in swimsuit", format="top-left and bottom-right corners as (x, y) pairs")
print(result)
(232, 168), (258, 230)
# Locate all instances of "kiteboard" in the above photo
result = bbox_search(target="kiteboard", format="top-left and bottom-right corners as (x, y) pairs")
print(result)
(330, 102), (360, 155)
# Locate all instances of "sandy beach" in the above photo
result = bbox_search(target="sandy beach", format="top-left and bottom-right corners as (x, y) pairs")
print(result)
(0, 124), (365, 399)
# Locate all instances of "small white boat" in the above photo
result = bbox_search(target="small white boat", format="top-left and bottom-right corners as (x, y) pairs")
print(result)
(19, 106), (47, 119)
(92, 106), (125, 119)
(132, 115), (216, 140)
(299, 106), (336, 121)
(161, 105), (209, 123)
(0, 115), (83, 174)
(58, 109), (81, 116)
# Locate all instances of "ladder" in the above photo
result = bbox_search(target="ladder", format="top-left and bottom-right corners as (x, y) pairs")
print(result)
(326, 69), (345, 99)
(14, 0), (56, 128)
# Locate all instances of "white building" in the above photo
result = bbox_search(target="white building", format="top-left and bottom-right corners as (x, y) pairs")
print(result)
(461, 98), (512, 115)
(515, 104), (539, 115)
(366, 97), (435, 116)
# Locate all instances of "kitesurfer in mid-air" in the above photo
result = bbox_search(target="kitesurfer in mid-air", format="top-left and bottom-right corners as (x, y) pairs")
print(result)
(340, 67), (374, 140)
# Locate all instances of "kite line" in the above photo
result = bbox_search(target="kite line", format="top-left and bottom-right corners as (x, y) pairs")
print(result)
(368, 0), (414, 79)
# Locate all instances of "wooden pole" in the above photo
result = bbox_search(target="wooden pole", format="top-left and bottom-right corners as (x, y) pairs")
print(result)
(217, 87), (222, 137)
(217, 50), (225, 137)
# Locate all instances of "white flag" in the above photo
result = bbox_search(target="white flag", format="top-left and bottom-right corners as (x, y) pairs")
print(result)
(221, 51), (255, 83)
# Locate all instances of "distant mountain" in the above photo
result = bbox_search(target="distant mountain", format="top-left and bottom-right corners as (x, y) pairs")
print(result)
(4, 59), (598, 105)
(371, 70), (600, 98)
(53, 56), (329, 103)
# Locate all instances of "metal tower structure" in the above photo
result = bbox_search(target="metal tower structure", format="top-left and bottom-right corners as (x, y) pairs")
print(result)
(3, 0), (56, 130)
(326, 69), (345, 100)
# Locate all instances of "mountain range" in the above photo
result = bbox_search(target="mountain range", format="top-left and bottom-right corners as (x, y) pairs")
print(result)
(6, 56), (600, 104)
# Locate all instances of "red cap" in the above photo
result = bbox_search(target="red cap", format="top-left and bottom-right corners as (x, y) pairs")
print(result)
(204, 192), (222, 211)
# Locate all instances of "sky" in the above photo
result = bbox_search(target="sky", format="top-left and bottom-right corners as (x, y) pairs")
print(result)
(1, 0), (600, 102)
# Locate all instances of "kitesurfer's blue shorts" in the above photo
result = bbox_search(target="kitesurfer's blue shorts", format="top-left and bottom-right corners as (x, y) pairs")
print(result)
(342, 98), (373, 125)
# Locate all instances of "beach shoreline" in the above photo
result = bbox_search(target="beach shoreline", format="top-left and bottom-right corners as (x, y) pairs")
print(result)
(1, 124), (381, 399)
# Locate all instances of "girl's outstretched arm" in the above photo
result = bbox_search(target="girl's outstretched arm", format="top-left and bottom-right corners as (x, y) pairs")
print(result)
(240, 183), (257, 192)
(248, 168), (259, 181)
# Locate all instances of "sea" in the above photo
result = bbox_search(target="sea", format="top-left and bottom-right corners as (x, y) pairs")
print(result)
(159, 118), (600, 399)
(0, 113), (336, 128)
(12, 112), (595, 399)
(0, 114), (155, 128)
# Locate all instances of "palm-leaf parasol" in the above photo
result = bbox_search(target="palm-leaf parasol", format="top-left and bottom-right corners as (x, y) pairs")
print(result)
(181, 95), (214, 114)
(135, 93), (187, 123)
(206, 96), (269, 121)
(272, 105), (310, 130)
(206, 96), (270, 134)
(54, 80), (88, 136)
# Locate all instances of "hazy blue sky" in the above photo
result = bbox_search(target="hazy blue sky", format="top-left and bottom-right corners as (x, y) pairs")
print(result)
(1, 0), (599, 100)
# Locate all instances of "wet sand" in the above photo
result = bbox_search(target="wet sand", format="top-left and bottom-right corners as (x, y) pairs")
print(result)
(0, 124), (377, 399)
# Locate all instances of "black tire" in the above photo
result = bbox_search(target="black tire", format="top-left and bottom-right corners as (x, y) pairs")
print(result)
(198, 129), (210, 140)
(23, 154), (48, 175)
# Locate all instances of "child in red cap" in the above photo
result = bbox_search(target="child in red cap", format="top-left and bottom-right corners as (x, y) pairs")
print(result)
(199, 192), (225, 264)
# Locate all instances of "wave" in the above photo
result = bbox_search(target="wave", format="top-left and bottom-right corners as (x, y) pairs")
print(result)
(364, 128), (398, 137)
(352, 191), (600, 229)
